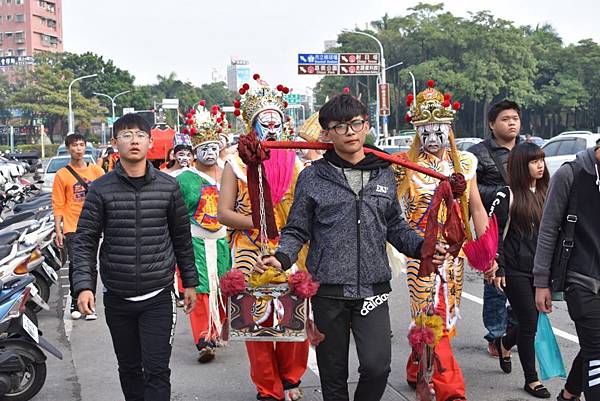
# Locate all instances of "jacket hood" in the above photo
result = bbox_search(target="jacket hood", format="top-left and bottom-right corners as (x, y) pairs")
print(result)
(574, 146), (600, 175)
(323, 143), (390, 171)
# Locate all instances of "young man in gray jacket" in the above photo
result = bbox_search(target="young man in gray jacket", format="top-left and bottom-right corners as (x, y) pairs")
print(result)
(259, 94), (446, 401)
(534, 146), (600, 401)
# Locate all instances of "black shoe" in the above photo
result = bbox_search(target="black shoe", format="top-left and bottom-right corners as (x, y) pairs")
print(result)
(556, 389), (581, 401)
(407, 380), (417, 389)
(524, 383), (551, 398)
(197, 346), (215, 363)
(494, 337), (511, 373)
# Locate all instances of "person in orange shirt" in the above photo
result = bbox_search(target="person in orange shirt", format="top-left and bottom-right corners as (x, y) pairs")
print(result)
(52, 133), (104, 320)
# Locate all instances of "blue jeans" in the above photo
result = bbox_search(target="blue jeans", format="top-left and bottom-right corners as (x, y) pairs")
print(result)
(482, 280), (513, 342)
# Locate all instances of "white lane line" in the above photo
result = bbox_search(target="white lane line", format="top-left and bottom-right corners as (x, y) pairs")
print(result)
(308, 347), (319, 376)
(462, 290), (579, 344)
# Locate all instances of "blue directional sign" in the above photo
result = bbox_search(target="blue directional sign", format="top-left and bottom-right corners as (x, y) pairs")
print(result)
(297, 53), (339, 65)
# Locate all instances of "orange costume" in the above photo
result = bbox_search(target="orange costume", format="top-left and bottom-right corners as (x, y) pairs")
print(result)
(227, 75), (308, 401)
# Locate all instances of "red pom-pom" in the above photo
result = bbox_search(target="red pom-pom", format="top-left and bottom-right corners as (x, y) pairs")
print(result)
(191, 109), (196, 115)
(182, 128), (189, 134)
(453, 101), (461, 110)
(404, 114), (412, 123)
(186, 119), (193, 125)
(282, 87), (290, 94)
(442, 100), (451, 108)
(343, 87), (350, 94)
(239, 88), (246, 95)
(427, 79), (435, 88)
(199, 100), (206, 107)
(242, 83), (250, 90)
(219, 270), (247, 298)
(190, 127), (198, 135)
(228, 123), (232, 128)
(253, 73), (260, 80)
(186, 113), (192, 119)
(283, 101), (288, 108)
(216, 117), (223, 123)
(233, 99), (241, 108)
(276, 84), (284, 91)
(444, 93), (452, 100)
(211, 110), (218, 116)
(233, 109), (241, 117)
(288, 271), (320, 298)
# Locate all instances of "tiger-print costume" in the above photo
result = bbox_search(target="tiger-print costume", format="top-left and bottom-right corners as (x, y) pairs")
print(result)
(395, 150), (476, 333)
(227, 154), (309, 323)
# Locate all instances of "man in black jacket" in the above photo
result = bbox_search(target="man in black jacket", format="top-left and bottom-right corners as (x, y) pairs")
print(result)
(259, 94), (447, 401)
(534, 146), (600, 401)
(468, 99), (520, 356)
(72, 113), (199, 401)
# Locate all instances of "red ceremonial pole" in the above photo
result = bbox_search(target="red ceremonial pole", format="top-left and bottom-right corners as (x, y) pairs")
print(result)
(260, 141), (448, 181)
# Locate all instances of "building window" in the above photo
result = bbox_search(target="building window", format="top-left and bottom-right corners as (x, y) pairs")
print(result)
(0, 33), (3, 44)
(15, 13), (24, 22)
(6, 48), (13, 56)
(14, 31), (24, 44)
(46, 1), (55, 13)
(16, 48), (25, 56)
(47, 19), (56, 30)
(15, 0), (23, 4)
(5, 0), (11, 4)
(6, 15), (12, 21)
(5, 32), (12, 38)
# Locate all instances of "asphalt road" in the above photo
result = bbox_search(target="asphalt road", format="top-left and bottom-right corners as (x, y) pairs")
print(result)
(30, 266), (583, 401)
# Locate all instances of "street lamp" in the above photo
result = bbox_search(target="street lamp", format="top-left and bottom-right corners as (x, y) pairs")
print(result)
(341, 29), (389, 137)
(68, 74), (97, 135)
(94, 90), (131, 143)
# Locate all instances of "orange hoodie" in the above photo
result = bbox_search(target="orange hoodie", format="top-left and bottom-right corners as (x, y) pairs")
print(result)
(51, 163), (104, 234)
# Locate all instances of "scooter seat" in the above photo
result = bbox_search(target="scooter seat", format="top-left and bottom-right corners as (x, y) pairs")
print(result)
(0, 244), (13, 260)
(0, 211), (36, 230)
(13, 198), (52, 214)
(0, 230), (20, 245)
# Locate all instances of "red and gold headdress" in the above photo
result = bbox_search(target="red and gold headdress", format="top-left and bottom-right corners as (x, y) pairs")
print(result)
(182, 100), (230, 147)
(233, 73), (290, 131)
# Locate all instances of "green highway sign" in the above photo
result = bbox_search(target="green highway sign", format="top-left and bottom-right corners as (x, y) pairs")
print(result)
(284, 94), (302, 105)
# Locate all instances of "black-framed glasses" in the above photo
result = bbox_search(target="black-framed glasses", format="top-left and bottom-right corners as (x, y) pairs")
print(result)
(328, 119), (367, 135)
(116, 131), (150, 142)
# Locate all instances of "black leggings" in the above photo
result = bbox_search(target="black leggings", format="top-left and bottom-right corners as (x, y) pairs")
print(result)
(502, 275), (539, 384)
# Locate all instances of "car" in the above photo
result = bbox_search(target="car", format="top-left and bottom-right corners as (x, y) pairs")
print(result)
(520, 135), (545, 147)
(380, 145), (410, 154)
(542, 132), (600, 176)
(455, 137), (483, 151)
(40, 155), (96, 193)
(377, 133), (414, 148)
(56, 142), (97, 162)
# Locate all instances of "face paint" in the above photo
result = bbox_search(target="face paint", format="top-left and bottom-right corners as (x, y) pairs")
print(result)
(254, 109), (283, 141)
(196, 142), (221, 166)
(175, 149), (192, 168)
(417, 123), (450, 155)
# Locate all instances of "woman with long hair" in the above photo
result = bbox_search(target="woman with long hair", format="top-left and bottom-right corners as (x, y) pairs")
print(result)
(489, 142), (551, 398)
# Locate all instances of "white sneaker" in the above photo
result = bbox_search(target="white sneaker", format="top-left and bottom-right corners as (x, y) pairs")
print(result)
(71, 310), (82, 320)
(85, 312), (98, 321)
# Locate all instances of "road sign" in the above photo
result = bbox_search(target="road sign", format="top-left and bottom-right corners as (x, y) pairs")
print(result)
(339, 53), (380, 64)
(378, 83), (391, 116)
(122, 107), (135, 115)
(297, 53), (339, 65)
(298, 53), (380, 76)
(161, 98), (179, 109)
(284, 94), (302, 105)
(338, 64), (380, 75)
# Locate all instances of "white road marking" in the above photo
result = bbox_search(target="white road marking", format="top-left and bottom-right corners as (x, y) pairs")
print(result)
(462, 290), (579, 344)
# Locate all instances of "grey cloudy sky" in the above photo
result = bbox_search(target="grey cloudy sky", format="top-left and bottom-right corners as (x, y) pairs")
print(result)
(63, 0), (598, 95)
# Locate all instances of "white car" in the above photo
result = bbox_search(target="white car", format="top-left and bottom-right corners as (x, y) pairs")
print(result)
(455, 137), (483, 151)
(542, 131), (600, 176)
(41, 155), (96, 193)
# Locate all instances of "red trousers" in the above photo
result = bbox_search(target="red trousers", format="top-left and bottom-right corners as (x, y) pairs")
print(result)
(188, 293), (226, 346)
(245, 340), (309, 400)
(406, 334), (466, 401)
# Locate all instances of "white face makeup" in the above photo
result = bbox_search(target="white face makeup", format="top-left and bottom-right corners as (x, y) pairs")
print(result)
(175, 149), (193, 168)
(196, 142), (221, 166)
(417, 123), (450, 155)
(254, 109), (283, 141)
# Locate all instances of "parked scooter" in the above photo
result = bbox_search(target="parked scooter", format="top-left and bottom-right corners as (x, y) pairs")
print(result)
(0, 273), (62, 401)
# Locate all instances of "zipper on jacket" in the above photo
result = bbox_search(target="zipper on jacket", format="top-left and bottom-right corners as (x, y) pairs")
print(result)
(356, 192), (363, 297)
(135, 190), (141, 295)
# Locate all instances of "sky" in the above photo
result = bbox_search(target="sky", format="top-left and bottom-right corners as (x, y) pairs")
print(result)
(62, 0), (599, 96)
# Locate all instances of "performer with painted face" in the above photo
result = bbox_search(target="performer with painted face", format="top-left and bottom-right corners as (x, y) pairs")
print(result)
(176, 101), (232, 363)
(396, 80), (493, 401)
(218, 75), (308, 401)
(163, 133), (194, 176)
